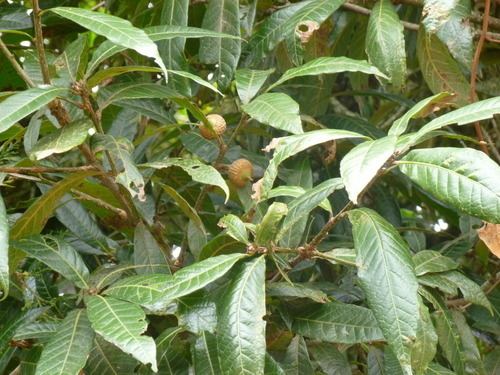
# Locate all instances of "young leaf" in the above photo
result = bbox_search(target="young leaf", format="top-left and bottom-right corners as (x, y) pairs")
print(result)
(398, 147), (500, 223)
(277, 178), (343, 241)
(35, 309), (94, 375)
(28, 120), (94, 160)
(199, 0), (241, 90)
(292, 302), (384, 344)
(13, 235), (90, 289)
(242, 93), (303, 134)
(413, 250), (458, 276)
(235, 68), (274, 104)
(217, 256), (266, 374)
(49, 7), (168, 78)
(349, 208), (419, 371)
(365, 0), (406, 91)
(134, 223), (170, 275)
(267, 186), (332, 213)
(0, 87), (67, 133)
(0, 194), (7, 301)
(105, 253), (246, 306)
(268, 57), (386, 90)
(255, 202), (288, 246)
(255, 129), (367, 200)
(143, 158), (230, 203)
(340, 136), (397, 204)
(85, 295), (158, 372)
(218, 214), (250, 245)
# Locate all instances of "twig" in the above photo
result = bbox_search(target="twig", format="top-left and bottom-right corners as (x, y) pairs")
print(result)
(32, 0), (51, 85)
(470, 0), (491, 155)
(342, 3), (419, 31)
(71, 189), (127, 219)
(0, 165), (98, 174)
(0, 38), (35, 87)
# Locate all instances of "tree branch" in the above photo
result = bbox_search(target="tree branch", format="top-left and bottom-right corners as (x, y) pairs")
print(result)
(0, 38), (35, 87)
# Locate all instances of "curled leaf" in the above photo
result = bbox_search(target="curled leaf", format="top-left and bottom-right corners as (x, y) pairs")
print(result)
(478, 223), (500, 258)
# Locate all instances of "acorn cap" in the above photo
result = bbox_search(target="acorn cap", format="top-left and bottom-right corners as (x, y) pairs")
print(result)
(199, 114), (226, 140)
(228, 158), (253, 188)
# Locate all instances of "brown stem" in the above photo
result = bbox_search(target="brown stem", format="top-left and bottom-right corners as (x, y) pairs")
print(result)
(470, 0), (491, 155)
(306, 203), (353, 252)
(0, 38), (35, 87)
(0, 165), (98, 174)
(342, 3), (419, 31)
(71, 189), (127, 219)
(32, 0), (51, 85)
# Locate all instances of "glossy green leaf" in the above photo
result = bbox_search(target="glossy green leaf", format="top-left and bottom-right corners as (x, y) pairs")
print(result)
(29, 120), (94, 160)
(266, 282), (328, 303)
(277, 178), (343, 241)
(0, 194), (7, 301)
(0, 87), (67, 133)
(235, 68), (274, 104)
(281, 335), (314, 375)
(388, 93), (453, 136)
(340, 136), (397, 204)
(413, 250), (458, 276)
(398, 148), (500, 223)
(292, 302), (384, 344)
(218, 214), (250, 245)
(13, 322), (59, 340)
(267, 185), (331, 212)
(85, 295), (158, 372)
(217, 256), (266, 375)
(177, 292), (217, 334)
(85, 336), (138, 375)
(143, 157), (229, 203)
(255, 202), (288, 246)
(13, 235), (90, 289)
(49, 7), (168, 78)
(242, 93), (303, 134)
(268, 57), (386, 90)
(199, 0), (241, 90)
(349, 208), (419, 371)
(105, 253), (246, 307)
(365, 0), (406, 91)
(417, 28), (470, 107)
(255, 129), (367, 200)
(440, 271), (492, 312)
(134, 223), (170, 275)
(321, 248), (357, 266)
(193, 331), (222, 375)
(35, 309), (94, 375)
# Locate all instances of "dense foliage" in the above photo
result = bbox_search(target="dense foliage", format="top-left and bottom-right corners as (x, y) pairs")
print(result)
(0, 0), (499, 374)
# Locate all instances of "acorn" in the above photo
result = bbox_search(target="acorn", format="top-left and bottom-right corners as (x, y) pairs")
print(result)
(199, 114), (226, 140)
(228, 159), (254, 188)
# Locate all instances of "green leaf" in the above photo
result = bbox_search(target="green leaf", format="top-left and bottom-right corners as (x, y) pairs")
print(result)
(246, 0), (345, 64)
(292, 302), (384, 344)
(85, 295), (157, 372)
(144, 327), (189, 374)
(242, 93), (303, 134)
(105, 253), (246, 307)
(388, 93), (453, 136)
(177, 292), (217, 334)
(398, 147), (500, 223)
(266, 282), (328, 303)
(193, 331), (222, 375)
(308, 343), (352, 375)
(340, 136), (397, 204)
(484, 347), (500, 375)
(93, 134), (145, 201)
(0, 307), (45, 358)
(255, 129), (367, 201)
(277, 178), (343, 241)
(411, 299), (438, 375)
(267, 185), (331, 212)
(0, 194), (7, 301)
(87, 66), (162, 88)
(85, 336), (138, 375)
(13, 235), (90, 289)
(160, 184), (205, 234)
(268, 57), (386, 90)
(425, 363), (456, 375)
(218, 214), (250, 245)
(134, 223), (170, 275)
(422, 0), (473, 68)
(321, 248), (357, 266)
(413, 250), (458, 276)
(416, 28), (470, 107)
(14, 322), (60, 340)
(417, 273), (459, 295)
(367, 347), (385, 375)
(281, 335), (314, 375)
(365, 0), (406, 91)
(451, 310), (485, 375)
(440, 271), (492, 312)
(0, 87), (67, 133)
(235, 68), (274, 104)
(49, 7), (168, 78)
(28, 120), (94, 160)
(199, 0), (241, 90)
(265, 354), (286, 375)
(35, 309), (94, 375)
(98, 83), (179, 110)
(255, 202), (288, 246)
(143, 158), (230, 203)
(217, 256), (266, 375)
(349, 208), (419, 371)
